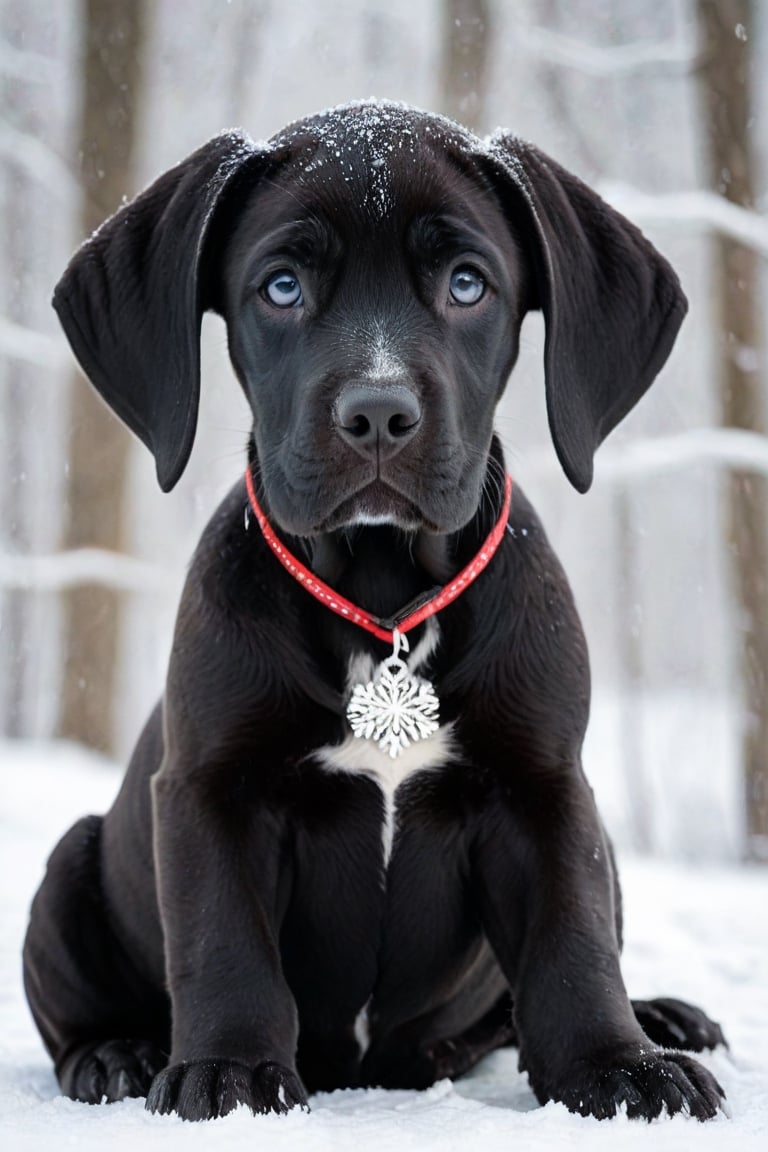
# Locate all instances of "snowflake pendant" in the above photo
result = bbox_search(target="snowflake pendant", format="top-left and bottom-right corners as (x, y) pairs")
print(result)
(346, 631), (440, 758)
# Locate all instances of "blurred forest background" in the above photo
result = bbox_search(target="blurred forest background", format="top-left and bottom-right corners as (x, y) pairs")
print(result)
(1, 0), (767, 862)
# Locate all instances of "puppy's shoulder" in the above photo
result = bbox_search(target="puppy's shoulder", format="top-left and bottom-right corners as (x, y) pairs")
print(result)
(493, 481), (582, 626)
(165, 479), (340, 760)
(177, 477), (303, 630)
(444, 482), (590, 758)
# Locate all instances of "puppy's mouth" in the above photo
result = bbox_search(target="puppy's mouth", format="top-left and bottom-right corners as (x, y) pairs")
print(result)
(316, 480), (431, 533)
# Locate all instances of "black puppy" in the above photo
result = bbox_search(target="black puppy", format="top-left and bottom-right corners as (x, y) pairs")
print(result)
(24, 101), (726, 1122)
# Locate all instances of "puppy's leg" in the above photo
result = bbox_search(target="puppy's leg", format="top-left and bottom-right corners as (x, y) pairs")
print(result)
(23, 816), (169, 1102)
(369, 992), (517, 1090)
(632, 997), (727, 1053)
(145, 765), (307, 1121)
(422, 993), (517, 1082)
(474, 778), (725, 1121)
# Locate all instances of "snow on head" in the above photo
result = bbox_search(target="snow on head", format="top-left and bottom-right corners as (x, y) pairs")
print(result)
(267, 99), (487, 220)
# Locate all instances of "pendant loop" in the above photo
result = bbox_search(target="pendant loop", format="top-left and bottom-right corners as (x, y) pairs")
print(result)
(391, 627), (409, 662)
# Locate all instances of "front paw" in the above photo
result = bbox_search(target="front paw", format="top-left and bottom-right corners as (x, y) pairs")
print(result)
(534, 1045), (725, 1121)
(145, 1059), (308, 1121)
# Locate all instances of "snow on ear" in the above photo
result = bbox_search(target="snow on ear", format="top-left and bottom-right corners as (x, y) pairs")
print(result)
(480, 134), (687, 493)
(53, 132), (266, 492)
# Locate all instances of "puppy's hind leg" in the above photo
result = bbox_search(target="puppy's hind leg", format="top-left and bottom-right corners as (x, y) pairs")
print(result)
(418, 992), (518, 1085)
(362, 991), (517, 1091)
(632, 997), (727, 1053)
(23, 815), (170, 1103)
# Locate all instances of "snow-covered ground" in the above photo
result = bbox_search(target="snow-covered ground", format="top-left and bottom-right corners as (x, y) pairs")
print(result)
(1, 740), (766, 1151)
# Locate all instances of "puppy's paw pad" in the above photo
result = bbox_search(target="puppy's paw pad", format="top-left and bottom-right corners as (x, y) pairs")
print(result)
(548, 1048), (725, 1121)
(145, 1059), (308, 1121)
(63, 1038), (167, 1104)
(632, 997), (727, 1053)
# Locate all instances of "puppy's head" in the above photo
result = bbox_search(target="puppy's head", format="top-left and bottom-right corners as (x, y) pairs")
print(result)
(54, 101), (686, 536)
(216, 108), (528, 535)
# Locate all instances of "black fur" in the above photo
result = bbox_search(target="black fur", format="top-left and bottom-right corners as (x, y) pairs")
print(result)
(25, 102), (725, 1123)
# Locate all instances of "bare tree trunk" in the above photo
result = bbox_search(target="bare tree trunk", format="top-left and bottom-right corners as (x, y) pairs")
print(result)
(438, 0), (492, 132)
(1, 48), (32, 736)
(224, 1), (267, 122)
(59, 0), (147, 754)
(697, 0), (768, 860)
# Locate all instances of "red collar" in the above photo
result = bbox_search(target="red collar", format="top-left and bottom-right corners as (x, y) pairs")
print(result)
(244, 469), (512, 645)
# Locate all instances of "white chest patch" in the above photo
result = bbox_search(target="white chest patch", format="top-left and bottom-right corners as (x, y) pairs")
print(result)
(314, 620), (457, 869)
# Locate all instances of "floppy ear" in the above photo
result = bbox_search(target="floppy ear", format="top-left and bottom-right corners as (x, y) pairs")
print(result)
(482, 135), (687, 492)
(53, 132), (266, 491)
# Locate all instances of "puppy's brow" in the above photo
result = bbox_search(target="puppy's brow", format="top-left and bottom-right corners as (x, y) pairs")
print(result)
(258, 218), (337, 262)
(409, 215), (461, 248)
(408, 213), (500, 266)
(237, 216), (340, 293)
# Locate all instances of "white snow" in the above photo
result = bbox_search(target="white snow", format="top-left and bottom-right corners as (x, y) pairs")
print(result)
(517, 25), (696, 76)
(521, 427), (768, 485)
(1, 739), (767, 1151)
(597, 183), (768, 257)
(0, 547), (176, 593)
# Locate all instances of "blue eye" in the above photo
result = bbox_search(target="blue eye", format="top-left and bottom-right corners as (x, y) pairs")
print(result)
(264, 270), (303, 308)
(449, 266), (485, 306)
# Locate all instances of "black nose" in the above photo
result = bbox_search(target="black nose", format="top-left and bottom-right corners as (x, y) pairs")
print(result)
(335, 384), (421, 461)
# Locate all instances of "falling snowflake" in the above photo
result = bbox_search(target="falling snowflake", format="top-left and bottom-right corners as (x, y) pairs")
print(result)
(346, 658), (440, 758)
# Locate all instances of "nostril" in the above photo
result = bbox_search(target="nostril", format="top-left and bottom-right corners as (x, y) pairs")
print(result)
(388, 411), (418, 438)
(348, 414), (371, 438)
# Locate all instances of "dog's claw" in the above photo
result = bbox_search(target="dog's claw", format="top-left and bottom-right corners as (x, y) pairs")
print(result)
(532, 1046), (725, 1122)
(60, 1038), (168, 1104)
(632, 997), (727, 1053)
(145, 1059), (309, 1121)
(145, 1062), (184, 1115)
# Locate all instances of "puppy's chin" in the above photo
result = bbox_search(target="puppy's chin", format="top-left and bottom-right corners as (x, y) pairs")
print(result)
(266, 477), (485, 538)
(304, 479), (485, 537)
(319, 486), (428, 534)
